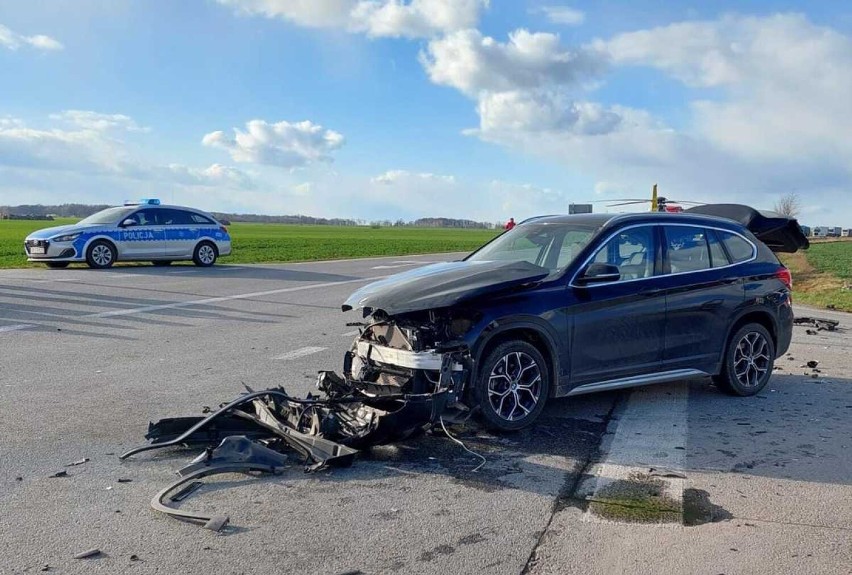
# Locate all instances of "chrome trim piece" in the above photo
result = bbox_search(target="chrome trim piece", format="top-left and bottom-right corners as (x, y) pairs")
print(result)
(354, 341), (463, 371)
(569, 222), (757, 288)
(565, 368), (709, 396)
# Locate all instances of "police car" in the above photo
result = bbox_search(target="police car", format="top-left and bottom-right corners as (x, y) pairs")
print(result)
(23, 199), (232, 269)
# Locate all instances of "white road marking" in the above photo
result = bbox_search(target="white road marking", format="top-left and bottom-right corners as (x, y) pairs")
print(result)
(273, 346), (327, 361)
(0, 324), (35, 333)
(340, 330), (360, 337)
(84, 276), (383, 319)
(577, 384), (688, 523)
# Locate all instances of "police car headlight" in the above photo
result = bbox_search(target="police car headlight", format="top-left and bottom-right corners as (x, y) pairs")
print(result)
(52, 233), (81, 242)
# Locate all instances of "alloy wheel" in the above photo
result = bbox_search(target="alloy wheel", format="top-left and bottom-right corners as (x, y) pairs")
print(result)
(487, 351), (542, 421)
(733, 331), (770, 388)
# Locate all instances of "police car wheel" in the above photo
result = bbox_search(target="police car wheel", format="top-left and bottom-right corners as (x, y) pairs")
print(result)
(46, 262), (70, 269)
(193, 242), (217, 267)
(86, 240), (116, 269)
(151, 260), (172, 266)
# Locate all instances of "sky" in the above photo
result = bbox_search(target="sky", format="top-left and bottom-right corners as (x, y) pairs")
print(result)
(1, 0), (851, 226)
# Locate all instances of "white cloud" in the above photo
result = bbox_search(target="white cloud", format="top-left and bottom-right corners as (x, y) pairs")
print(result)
(202, 119), (345, 169)
(371, 169), (455, 184)
(215, 0), (488, 38)
(0, 113), (254, 210)
(421, 28), (604, 97)
(49, 110), (149, 133)
(418, 15), (852, 224)
(0, 24), (63, 51)
(534, 6), (585, 26)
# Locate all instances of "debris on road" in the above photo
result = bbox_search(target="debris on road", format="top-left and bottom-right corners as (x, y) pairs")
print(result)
(121, 345), (474, 530)
(117, 478), (132, 483)
(793, 316), (840, 331)
(73, 549), (101, 559)
(48, 471), (68, 478)
(66, 458), (89, 467)
(806, 360), (819, 368)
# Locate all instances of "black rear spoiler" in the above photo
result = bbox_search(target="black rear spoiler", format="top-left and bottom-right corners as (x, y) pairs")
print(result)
(685, 204), (809, 253)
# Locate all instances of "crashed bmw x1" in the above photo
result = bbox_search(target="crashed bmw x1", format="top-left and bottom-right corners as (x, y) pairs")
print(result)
(340, 204), (809, 431)
(123, 204), (809, 529)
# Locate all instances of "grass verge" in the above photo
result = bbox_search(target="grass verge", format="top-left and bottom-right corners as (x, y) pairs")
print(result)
(779, 241), (852, 312)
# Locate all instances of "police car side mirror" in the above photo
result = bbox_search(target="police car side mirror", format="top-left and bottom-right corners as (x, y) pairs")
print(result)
(120, 219), (137, 227)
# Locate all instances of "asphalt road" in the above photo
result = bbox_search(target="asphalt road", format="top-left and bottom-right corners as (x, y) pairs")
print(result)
(1, 256), (850, 574)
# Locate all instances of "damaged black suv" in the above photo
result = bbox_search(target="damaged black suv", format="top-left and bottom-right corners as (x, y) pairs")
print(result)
(342, 205), (808, 431)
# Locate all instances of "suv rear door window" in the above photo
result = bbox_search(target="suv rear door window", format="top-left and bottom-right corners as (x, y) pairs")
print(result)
(707, 229), (730, 268)
(718, 231), (755, 263)
(665, 226), (711, 273)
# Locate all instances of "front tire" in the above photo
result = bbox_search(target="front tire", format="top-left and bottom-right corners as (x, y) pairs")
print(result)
(192, 242), (217, 267)
(473, 340), (551, 431)
(46, 262), (70, 269)
(86, 240), (116, 269)
(714, 323), (775, 396)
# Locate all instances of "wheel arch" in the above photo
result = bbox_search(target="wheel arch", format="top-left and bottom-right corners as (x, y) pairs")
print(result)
(472, 318), (560, 398)
(84, 235), (119, 260)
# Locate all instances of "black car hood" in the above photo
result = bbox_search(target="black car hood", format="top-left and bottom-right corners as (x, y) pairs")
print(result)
(685, 204), (809, 253)
(342, 260), (550, 316)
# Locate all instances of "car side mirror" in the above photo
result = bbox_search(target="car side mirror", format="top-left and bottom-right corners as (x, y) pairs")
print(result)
(576, 263), (621, 285)
(120, 219), (137, 227)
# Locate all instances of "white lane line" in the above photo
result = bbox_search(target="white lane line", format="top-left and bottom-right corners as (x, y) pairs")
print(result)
(0, 324), (35, 333)
(273, 346), (327, 361)
(577, 384), (688, 523)
(84, 276), (383, 319)
(340, 330), (360, 337)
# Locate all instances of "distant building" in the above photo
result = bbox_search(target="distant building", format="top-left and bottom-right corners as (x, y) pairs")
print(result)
(569, 203), (593, 215)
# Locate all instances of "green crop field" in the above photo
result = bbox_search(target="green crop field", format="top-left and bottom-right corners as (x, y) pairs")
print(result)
(779, 240), (852, 312)
(0, 219), (499, 268)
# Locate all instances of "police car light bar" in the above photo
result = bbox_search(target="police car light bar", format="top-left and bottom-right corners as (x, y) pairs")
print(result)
(124, 198), (161, 206)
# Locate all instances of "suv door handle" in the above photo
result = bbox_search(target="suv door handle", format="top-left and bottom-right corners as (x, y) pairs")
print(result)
(638, 287), (664, 297)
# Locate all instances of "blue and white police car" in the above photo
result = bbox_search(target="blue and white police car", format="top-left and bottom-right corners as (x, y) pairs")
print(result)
(23, 199), (232, 269)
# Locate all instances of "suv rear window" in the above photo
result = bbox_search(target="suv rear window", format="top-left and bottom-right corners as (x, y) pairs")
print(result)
(718, 231), (755, 263)
(665, 226), (711, 273)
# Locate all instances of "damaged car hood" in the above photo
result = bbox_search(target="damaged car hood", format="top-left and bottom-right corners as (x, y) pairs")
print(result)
(342, 260), (550, 316)
(685, 204), (809, 253)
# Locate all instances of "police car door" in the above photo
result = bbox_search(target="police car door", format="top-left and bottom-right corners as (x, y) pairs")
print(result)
(118, 208), (165, 258)
(160, 208), (197, 258)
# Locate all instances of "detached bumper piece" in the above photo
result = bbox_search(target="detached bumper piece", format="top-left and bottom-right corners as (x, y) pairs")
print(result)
(122, 348), (470, 531)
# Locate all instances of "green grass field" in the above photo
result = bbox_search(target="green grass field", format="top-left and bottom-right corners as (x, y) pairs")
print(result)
(779, 240), (852, 312)
(0, 219), (499, 268)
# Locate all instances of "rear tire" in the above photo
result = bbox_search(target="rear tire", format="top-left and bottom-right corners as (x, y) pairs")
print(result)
(192, 242), (217, 267)
(46, 262), (70, 269)
(473, 340), (551, 431)
(714, 323), (775, 396)
(86, 240), (116, 269)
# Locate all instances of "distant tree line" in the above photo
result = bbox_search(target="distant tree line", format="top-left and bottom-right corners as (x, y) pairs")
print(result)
(0, 204), (500, 229)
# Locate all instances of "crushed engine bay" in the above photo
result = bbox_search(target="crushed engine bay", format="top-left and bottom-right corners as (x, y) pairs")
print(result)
(121, 342), (473, 531)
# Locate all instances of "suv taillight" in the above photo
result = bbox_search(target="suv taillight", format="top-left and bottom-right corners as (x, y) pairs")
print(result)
(776, 266), (792, 290)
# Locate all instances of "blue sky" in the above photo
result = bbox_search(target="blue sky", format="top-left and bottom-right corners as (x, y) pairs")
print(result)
(1, 1), (851, 225)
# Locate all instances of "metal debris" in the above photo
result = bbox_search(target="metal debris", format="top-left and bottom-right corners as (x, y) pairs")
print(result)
(793, 316), (840, 331)
(123, 346), (472, 530)
(73, 549), (101, 559)
(48, 471), (68, 478)
(67, 458), (89, 467)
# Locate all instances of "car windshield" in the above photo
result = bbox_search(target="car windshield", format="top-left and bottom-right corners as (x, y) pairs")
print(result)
(466, 222), (599, 273)
(78, 206), (138, 225)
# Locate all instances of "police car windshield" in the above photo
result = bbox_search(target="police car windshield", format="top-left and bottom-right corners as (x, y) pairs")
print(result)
(466, 222), (598, 273)
(78, 207), (138, 225)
